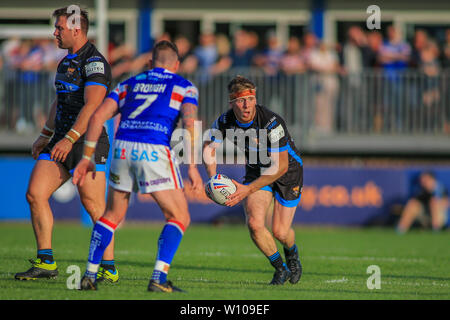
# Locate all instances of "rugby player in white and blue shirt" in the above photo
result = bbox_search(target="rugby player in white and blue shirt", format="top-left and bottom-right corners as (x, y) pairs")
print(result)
(73, 40), (202, 292)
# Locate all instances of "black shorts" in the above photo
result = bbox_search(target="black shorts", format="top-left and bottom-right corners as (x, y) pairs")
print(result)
(243, 160), (303, 207)
(40, 127), (110, 174)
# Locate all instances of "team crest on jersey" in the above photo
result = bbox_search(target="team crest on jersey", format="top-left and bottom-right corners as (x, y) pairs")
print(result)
(66, 67), (75, 77)
(185, 86), (199, 99)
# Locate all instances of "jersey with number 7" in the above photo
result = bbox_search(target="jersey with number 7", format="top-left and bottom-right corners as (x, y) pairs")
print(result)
(108, 67), (199, 146)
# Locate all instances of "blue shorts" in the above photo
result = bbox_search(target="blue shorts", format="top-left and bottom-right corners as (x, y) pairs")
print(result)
(243, 182), (301, 208)
(38, 152), (106, 176)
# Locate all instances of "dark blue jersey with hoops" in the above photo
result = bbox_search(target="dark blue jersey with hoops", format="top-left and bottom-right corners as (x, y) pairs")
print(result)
(51, 41), (111, 147)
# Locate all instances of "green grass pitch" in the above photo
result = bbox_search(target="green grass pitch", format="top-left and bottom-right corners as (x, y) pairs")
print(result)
(0, 222), (449, 300)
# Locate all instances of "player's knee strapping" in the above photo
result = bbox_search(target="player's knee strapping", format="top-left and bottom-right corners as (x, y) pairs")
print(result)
(86, 217), (117, 275)
(152, 219), (186, 284)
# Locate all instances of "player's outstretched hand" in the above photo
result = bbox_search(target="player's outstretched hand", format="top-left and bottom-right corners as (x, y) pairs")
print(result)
(225, 179), (251, 207)
(188, 165), (203, 192)
(50, 138), (73, 163)
(72, 158), (95, 187)
(31, 136), (50, 159)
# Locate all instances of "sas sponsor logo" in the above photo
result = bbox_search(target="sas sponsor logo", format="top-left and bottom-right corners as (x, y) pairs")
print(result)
(114, 148), (158, 162)
(139, 177), (171, 187)
(109, 172), (120, 184)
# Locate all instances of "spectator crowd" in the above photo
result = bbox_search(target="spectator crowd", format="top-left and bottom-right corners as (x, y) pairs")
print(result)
(1, 25), (450, 134)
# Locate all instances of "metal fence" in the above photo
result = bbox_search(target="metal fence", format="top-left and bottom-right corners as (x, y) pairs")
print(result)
(1, 68), (449, 153)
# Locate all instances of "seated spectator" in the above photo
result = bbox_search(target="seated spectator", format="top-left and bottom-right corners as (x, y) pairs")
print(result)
(397, 171), (449, 233)
(279, 36), (305, 74)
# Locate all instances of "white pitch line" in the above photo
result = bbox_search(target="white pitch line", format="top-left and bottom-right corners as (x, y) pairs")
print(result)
(325, 277), (348, 283)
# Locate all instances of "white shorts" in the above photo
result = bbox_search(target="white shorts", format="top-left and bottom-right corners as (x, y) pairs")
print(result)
(109, 139), (184, 194)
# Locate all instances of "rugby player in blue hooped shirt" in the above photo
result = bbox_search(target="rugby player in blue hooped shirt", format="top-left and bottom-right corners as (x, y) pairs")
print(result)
(73, 40), (203, 292)
(203, 76), (303, 285)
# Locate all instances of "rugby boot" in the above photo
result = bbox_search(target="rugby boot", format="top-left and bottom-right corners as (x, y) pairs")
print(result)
(97, 265), (119, 283)
(269, 266), (291, 285)
(15, 258), (58, 280)
(79, 275), (97, 290)
(148, 280), (185, 293)
(285, 250), (303, 284)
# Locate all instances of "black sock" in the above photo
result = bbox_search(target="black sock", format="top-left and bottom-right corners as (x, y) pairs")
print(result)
(100, 260), (116, 272)
(283, 244), (298, 258)
(267, 251), (285, 270)
(37, 249), (54, 264)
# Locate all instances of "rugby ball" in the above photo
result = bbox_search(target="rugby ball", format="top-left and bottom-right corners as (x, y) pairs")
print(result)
(205, 174), (237, 205)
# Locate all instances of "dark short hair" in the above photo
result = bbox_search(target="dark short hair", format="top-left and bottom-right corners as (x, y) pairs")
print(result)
(53, 5), (89, 35)
(421, 170), (436, 180)
(152, 40), (179, 63)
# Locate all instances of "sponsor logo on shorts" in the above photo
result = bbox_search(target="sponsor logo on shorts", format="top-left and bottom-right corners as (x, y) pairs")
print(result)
(109, 172), (120, 184)
(114, 148), (159, 162)
(139, 177), (171, 187)
(292, 185), (300, 197)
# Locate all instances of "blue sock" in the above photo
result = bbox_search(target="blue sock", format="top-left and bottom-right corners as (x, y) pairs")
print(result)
(85, 218), (116, 278)
(37, 249), (54, 264)
(151, 220), (185, 284)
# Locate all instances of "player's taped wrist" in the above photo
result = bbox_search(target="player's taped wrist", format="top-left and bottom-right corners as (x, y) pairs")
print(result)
(83, 140), (97, 162)
(64, 128), (81, 144)
(40, 125), (54, 139)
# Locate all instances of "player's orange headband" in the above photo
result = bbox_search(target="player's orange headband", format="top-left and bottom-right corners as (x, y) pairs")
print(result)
(229, 89), (256, 102)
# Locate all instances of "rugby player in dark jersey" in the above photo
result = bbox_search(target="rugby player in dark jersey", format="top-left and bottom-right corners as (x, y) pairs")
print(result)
(203, 76), (303, 285)
(15, 6), (118, 282)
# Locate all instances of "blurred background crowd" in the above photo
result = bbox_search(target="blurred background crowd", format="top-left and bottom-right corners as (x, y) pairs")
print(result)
(2, 25), (450, 80)
(1, 24), (450, 136)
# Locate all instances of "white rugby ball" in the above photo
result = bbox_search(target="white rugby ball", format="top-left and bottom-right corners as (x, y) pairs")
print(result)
(205, 174), (237, 205)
